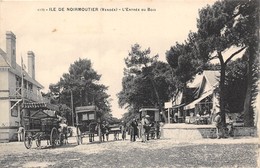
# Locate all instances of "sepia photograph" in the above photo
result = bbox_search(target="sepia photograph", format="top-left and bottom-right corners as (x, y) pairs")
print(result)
(0, 0), (259, 167)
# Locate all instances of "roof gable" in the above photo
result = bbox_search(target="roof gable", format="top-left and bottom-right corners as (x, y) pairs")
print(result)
(194, 70), (219, 98)
(0, 49), (10, 67)
(9, 64), (44, 88)
(0, 48), (43, 88)
(203, 70), (220, 87)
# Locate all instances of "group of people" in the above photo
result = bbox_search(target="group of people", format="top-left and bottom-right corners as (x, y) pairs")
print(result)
(119, 119), (139, 142)
(119, 115), (161, 143)
(141, 115), (160, 142)
(214, 112), (234, 139)
(100, 119), (140, 142)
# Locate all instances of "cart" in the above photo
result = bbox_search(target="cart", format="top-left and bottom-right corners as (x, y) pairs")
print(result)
(75, 105), (101, 145)
(22, 102), (67, 149)
(139, 107), (161, 139)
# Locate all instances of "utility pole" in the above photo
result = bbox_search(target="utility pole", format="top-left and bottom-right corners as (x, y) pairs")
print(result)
(70, 90), (74, 126)
(20, 56), (25, 127)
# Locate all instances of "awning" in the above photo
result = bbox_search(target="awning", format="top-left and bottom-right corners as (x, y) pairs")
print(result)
(184, 91), (213, 110)
(75, 105), (97, 113)
(22, 102), (59, 111)
(172, 103), (185, 109)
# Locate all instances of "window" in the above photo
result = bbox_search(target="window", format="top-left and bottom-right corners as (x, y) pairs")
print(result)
(23, 80), (27, 89)
(89, 113), (95, 120)
(16, 76), (21, 87)
(28, 83), (33, 91)
(11, 101), (18, 117)
(82, 112), (95, 121)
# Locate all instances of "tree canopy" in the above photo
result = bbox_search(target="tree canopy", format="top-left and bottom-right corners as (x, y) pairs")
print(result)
(47, 58), (111, 125)
(195, 0), (259, 124)
(118, 44), (173, 122)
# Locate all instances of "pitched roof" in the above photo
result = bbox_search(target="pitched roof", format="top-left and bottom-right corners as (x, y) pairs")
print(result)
(192, 70), (219, 98)
(0, 48), (44, 88)
(187, 73), (203, 88)
(9, 64), (44, 88)
(0, 49), (10, 67)
(203, 70), (220, 87)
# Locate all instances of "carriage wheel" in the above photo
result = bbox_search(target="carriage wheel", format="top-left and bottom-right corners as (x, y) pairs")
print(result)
(24, 131), (32, 149)
(76, 127), (82, 145)
(50, 128), (59, 147)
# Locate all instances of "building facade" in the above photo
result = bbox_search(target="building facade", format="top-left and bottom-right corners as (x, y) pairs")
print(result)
(165, 70), (220, 124)
(0, 31), (47, 142)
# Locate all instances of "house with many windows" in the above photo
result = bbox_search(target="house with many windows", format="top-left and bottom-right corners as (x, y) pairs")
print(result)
(0, 31), (47, 142)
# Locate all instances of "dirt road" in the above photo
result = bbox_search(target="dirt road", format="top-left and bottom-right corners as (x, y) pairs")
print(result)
(0, 135), (259, 168)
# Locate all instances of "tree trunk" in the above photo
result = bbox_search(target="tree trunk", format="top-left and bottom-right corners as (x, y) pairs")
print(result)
(218, 53), (226, 125)
(149, 76), (167, 122)
(243, 46), (254, 127)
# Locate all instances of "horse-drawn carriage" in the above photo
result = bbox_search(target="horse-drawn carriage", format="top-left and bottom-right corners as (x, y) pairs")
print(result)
(75, 105), (101, 145)
(22, 102), (67, 149)
(139, 107), (161, 139)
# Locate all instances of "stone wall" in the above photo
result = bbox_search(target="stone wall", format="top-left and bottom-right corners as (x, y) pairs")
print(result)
(162, 126), (257, 140)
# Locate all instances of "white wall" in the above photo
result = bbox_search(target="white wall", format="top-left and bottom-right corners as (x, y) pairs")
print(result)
(0, 70), (9, 126)
(0, 100), (10, 126)
(0, 70), (9, 91)
(9, 72), (21, 127)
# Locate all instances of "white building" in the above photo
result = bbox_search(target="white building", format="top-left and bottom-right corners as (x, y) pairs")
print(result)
(184, 70), (220, 124)
(0, 31), (47, 142)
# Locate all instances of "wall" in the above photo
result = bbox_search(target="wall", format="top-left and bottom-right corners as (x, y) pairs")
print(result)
(8, 71), (20, 127)
(0, 99), (10, 127)
(0, 70), (9, 92)
(162, 124), (256, 139)
(8, 70), (16, 92)
(0, 70), (9, 127)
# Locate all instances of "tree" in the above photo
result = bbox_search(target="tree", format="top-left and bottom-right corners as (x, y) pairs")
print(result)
(196, 0), (259, 125)
(118, 44), (173, 120)
(236, 0), (259, 126)
(166, 37), (203, 105)
(225, 58), (248, 114)
(48, 58), (111, 124)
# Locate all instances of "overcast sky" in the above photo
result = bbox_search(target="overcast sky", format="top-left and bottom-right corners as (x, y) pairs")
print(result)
(0, 0), (216, 118)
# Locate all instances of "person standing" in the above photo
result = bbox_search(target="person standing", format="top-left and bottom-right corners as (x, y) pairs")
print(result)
(89, 122), (96, 142)
(101, 121), (108, 142)
(155, 121), (160, 139)
(17, 125), (24, 142)
(215, 112), (223, 139)
(130, 118), (138, 142)
(120, 121), (127, 140)
(141, 115), (150, 142)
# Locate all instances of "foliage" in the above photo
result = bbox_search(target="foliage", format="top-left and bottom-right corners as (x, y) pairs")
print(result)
(224, 58), (247, 113)
(195, 0), (259, 124)
(48, 58), (111, 124)
(118, 44), (173, 118)
(166, 34), (203, 103)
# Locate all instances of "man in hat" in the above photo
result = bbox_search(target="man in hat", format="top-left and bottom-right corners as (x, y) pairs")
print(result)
(120, 121), (127, 140)
(141, 115), (150, 142)
(214, 112), (223, 139)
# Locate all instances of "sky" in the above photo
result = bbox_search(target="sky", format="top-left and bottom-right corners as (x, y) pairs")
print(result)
(0, 0), (216, 118)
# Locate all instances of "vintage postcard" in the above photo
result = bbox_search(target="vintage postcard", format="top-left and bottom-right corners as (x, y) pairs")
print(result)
(0, 0), (259, 167)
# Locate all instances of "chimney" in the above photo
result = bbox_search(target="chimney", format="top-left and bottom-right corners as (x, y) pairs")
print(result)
(6, 31), (16, 68)
(27, 51), (35, 79)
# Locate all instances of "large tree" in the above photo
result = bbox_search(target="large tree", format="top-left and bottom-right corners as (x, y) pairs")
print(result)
(48, 58), (111, 125)
(118, 44), (173, 121)
(166, 36), (203, 105)
(196, 0), (259, 125)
